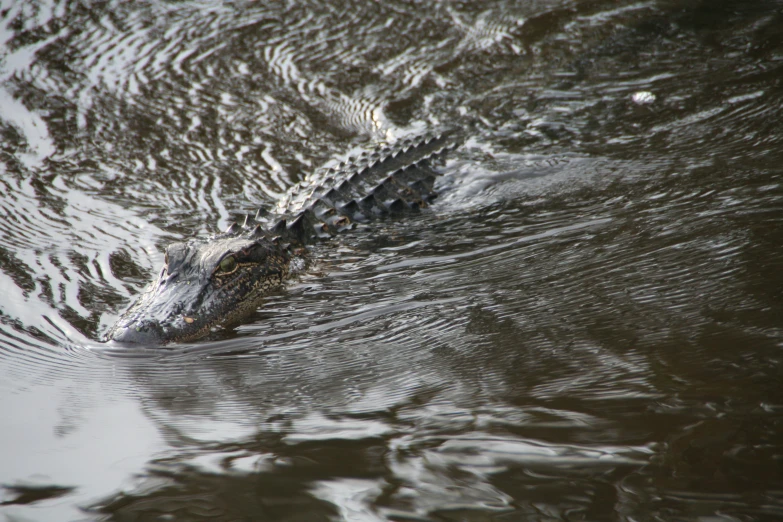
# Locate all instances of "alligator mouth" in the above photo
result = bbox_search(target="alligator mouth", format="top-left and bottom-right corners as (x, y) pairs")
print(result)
(106, 286), (247, 345)
(106, 300), (245, 345)
(106, 316), (224, 345)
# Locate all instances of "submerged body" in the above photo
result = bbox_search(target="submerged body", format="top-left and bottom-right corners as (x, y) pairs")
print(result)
(106, 132), (462, 345)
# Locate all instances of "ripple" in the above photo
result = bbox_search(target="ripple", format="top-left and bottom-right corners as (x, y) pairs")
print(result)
(1, 1), (783, 520)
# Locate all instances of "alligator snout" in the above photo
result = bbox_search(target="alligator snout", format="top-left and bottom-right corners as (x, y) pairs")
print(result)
(107, 320), (166, 345)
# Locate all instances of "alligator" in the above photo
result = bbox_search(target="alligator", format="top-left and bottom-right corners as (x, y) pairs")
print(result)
(106, 130), (463, 345)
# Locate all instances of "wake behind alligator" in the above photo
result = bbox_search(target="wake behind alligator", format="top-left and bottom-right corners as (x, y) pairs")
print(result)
(106, 131), (463, 345)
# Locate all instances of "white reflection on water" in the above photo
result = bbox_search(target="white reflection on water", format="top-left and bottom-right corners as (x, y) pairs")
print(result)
(0, 87), (55, 168)
(0, 377), (163, 521)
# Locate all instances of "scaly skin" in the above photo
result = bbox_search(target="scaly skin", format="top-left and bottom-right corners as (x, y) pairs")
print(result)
(105, 131), (462, 345)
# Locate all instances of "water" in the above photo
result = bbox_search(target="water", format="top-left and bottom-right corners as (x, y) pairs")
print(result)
(1, 0), (782, 520)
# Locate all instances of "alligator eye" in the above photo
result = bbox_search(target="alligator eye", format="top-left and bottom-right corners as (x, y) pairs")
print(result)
(218, 255), (237, 273)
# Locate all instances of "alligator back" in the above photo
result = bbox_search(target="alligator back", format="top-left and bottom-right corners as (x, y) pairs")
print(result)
(256, 130), (463, 245)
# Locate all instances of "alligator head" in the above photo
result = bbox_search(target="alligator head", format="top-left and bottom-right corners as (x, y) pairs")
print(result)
(106, 227), (291, 345)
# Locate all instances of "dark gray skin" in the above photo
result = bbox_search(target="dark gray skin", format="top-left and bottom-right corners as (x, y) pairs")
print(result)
(105, 131), (462, 345)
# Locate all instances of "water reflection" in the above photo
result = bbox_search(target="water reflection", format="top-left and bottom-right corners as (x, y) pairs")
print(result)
(1, 0), (782, 520)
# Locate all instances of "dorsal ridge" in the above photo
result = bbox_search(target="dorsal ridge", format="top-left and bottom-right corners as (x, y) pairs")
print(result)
(247, 128), (463, 245)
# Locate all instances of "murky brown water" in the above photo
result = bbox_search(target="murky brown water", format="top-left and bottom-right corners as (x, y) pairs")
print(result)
(1, 0), (782, 520)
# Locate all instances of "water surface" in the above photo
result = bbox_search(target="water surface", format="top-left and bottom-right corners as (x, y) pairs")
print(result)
(1, 0), (782, 520)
